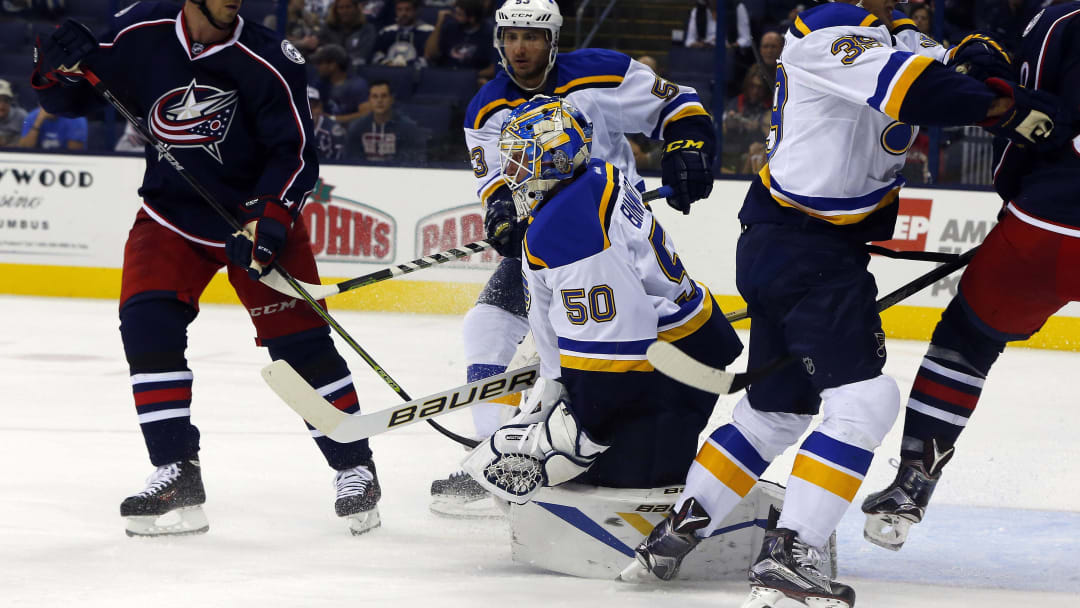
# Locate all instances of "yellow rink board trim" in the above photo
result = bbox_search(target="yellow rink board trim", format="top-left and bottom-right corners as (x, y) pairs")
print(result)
(3, 264), (1079, 351)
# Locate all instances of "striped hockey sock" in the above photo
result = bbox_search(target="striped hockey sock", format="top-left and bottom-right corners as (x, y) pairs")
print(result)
(902, 346), (986, 460)
(680, 424), (770, 537)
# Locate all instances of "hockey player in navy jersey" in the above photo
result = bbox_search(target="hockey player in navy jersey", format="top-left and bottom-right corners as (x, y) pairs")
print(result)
(431, 0), (719, 516)
(461, 95), (743, 506)
(626, 0), (1071, 605)
(862, 3), (1080, 553)
(32, 1), (381, 537)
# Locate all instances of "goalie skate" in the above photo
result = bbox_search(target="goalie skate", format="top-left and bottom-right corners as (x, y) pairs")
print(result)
(620, 497), (711, 581)
(335, 461), (382, 536)
(430, 471), (503, 518)
(121, 459), (208, 538)
(861, 440), (954, 551)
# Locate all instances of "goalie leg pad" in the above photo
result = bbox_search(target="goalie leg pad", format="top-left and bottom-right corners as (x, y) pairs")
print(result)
(462, 401), (609, 504)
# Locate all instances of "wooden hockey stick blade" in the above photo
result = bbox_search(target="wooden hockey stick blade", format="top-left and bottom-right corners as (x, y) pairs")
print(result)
(646, 341), (736, 394)
(262, 360), (541, 442)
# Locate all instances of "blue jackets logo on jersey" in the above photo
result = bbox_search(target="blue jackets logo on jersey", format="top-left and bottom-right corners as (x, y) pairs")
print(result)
(149, 79), (239, 163)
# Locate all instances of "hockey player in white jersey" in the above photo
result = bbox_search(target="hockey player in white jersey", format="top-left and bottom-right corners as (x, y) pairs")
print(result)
(626, 0), (1068, 606)
(460, 96), (743, 512)
(431, 0), (719, 516)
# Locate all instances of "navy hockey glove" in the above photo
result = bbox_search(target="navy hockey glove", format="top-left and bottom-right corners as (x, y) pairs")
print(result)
(484, 196), (527, 259)
(34, 19), (97, 86)
(226, 196), (292, 280)
(949, 32), (1013, 82)
(980, 78), (1071, 151)
(661, 139), (714, 214)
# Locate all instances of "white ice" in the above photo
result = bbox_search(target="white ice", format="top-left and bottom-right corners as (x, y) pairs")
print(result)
(1, 295), (1077, 608)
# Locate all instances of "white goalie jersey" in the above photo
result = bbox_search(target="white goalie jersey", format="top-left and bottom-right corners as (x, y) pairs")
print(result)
(521, 159), (717, 386)
(464, 48), (710, 203)
(758, 4), (951, 226)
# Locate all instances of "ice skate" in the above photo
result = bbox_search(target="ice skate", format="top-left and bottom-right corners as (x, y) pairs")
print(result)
(741, 523), (854, 608)
(335, 461), (381, 535)
(619, 497), (711, 582)
(861, 439), (954, 551)
(430, 470), (503, 518)
(121, 459), (208, 537)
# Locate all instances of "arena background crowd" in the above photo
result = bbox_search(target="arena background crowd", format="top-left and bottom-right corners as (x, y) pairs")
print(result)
(0, 0), (1044, 185)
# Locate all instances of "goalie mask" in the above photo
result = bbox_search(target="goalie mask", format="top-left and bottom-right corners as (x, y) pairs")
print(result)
(498, 96), (593, 216)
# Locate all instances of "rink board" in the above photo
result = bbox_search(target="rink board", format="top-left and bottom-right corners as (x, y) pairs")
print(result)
(2, 151), (1078, 350)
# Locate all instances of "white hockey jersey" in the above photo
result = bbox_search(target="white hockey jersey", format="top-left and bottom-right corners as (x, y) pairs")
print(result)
(756, 4), (952, 226)
(463, 48), (709, 203)
(521, 159), (733, 385)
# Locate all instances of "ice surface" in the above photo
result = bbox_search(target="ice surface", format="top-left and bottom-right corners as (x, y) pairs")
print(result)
(1, 295), (1077, 607)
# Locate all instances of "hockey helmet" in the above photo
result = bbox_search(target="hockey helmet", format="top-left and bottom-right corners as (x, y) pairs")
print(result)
(494, 0), (563, 91)
(498, 95), (593, 215)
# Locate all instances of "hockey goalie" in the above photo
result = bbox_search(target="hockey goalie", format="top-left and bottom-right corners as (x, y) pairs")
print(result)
(460, 96), (828, 580)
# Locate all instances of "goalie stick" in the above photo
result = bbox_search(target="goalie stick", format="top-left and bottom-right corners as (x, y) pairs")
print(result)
(257, 186), (674, 300)
(262, 360), (540, 445)
(649, 247), (979, 395)
(80, 68), (475, 448)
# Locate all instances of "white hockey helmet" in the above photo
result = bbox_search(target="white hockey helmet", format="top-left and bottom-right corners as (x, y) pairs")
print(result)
(494, 0), (563, 91)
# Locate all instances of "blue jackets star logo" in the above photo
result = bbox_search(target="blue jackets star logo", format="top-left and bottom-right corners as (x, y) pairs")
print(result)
(149, 79), (239, 163)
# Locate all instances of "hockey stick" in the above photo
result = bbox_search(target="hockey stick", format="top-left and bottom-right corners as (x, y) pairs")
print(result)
(648, 246), (979, 395)
(262, 360), (540, 445)
(80, 69), (475, 448)
(257, 186), (674, 300)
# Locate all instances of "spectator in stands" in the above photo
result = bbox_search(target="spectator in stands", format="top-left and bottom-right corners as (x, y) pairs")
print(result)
(361, 0), (396, 31)
(372, 0), (435, 67)
(264, 0), (323, 55)
(741, 140), (767, 174)
(910, 4), (932, 35)
(17, 105), (86, 151)
(309, 85), (347, 161)
(424, 0), (495, 79)
(321, 0), (378, 69)
(684, 0), (716, 48)
(759, 30), (783, 69)
(0, 79), (28, 148)
(114, 121), (148, 153)
(720, 64), (770, 173)
(345, 79), (424, 163)
(627, 134), (661, 171)
(313, 44), (371, 124)
(777, 4), (807, 32)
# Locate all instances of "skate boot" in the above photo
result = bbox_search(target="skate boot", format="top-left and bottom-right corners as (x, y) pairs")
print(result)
(619, 497), (711, 582)
(741, 522), (855, 608)
(120, 459), (208, 537)
(334, 460), (381, 535)
(861, 439), (955, 551)
(430, 470), (502, 518)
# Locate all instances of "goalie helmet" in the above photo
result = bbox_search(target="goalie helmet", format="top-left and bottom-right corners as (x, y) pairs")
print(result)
(494, 0), (563, 91)
(498, 95), (593, 215)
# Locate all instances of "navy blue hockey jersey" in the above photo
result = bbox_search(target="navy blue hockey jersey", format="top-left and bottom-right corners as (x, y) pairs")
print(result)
(992, 3), (1080, 231)
(34, 2), (318, 244)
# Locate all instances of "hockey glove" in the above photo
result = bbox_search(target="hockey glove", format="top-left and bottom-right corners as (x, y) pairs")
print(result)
(225, 196), (292, 280)
(948, 32), (1012, 82)
(34, 19), (97, 86)
(980, 78), (1071, 152)
(484, 196), (527, 259)
(661, 138), (714, 214)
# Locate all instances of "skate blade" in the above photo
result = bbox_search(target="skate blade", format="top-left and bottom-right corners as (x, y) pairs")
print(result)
(124, 506), (209, 538)
(863, 513), (914, 551)
(344, 508), (381, 536)
(429, 495), (505, 519)
(616, 558), (649, 582)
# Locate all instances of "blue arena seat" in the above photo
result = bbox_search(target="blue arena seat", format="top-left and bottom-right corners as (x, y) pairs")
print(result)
(415, 67), (477, 108)
(0, 21), (29, 51)
(397, 101), (453, 136)
(667, 46), (715, 76)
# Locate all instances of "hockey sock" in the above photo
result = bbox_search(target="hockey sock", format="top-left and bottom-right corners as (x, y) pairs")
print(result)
(901, 299), (1004, 461)
(266, 327), (372, 469)
(680, 424), (770, 538)
(120, 297), (200, 466)
(463, 303), (530, 437)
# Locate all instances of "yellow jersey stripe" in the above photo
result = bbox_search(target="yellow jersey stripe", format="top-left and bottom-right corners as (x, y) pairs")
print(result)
(695, 441), (757, 497)
(596, 163), (617, 250)
(658, 287), (714, 342)
(790, 453), (863, 502)
(859, 14), (878, 27)
(480, 179), (504, 203)
(471, 98), (527, 131)
(892, 17), (916, 29)
(522, 235), (548, 269)
(662, 104), (710, 130)
(794, 16), (811, 35)
(559, 354), (653, 372)
(759, 164), (901, 225)
(883, 55), (934, 120)
(554, 74), (624, 95)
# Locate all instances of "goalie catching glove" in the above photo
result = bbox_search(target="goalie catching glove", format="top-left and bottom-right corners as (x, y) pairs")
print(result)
(461, 383), (609, 505)
(225, 196), (292, 279)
